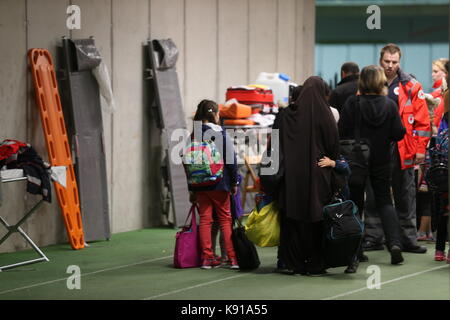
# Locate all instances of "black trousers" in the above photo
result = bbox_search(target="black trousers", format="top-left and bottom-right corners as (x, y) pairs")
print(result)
(435, 192), (449, 252)
(349, 164), (402, 249)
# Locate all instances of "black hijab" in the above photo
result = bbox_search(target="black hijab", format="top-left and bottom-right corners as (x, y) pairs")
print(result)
(281, 76), (339, 222)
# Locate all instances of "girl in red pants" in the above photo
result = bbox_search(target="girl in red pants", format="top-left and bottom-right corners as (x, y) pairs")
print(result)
(188, 100), (239, 269)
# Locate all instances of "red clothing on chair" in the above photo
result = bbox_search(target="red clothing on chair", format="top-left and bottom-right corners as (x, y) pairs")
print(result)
(0, 139), (28, 162)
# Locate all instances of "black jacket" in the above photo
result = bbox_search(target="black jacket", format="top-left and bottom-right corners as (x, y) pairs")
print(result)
(329, 74), (359, 114)
(339, 95), (406, 167)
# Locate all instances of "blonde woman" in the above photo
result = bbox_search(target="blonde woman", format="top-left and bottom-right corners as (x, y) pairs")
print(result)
(430, 58), (449, 129)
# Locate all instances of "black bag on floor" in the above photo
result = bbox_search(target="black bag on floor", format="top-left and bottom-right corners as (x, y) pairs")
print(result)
(322, 198), (364, 268)
(230, 196), (260, 270)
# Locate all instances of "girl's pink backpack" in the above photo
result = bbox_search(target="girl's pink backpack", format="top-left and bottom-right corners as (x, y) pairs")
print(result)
(173, 205), (202, 268)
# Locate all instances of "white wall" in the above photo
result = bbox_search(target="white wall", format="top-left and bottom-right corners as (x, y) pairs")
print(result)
(0, 0), (315, 253)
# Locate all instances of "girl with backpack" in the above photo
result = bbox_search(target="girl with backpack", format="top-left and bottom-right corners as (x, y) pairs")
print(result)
(185, 99), (239, 269)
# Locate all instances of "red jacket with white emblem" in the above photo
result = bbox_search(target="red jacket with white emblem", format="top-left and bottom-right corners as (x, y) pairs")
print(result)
(431, 81), (445, 128)
(396, 70), (431, 169)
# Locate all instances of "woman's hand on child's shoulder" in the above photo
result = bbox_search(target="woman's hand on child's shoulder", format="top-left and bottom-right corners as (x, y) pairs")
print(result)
(318, 156), (336, 168)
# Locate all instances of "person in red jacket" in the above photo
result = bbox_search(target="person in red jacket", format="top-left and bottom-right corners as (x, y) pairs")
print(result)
(364, 44), (431, 254)
(430, 58), (448, 129)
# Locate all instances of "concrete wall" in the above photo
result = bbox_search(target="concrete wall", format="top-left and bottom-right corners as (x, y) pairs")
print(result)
(0, 0), (315, 253)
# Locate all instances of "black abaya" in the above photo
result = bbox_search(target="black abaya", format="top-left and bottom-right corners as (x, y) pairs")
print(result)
(278, 76), (340, 273)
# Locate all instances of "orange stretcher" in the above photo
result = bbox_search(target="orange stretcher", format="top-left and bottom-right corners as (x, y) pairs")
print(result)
(219, 103), (252, 119)
(28, 49), (85, 250)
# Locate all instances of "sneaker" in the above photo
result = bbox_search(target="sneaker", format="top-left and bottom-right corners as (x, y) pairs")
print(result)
(344, 260), (359, 274)
(201, 259), (221, 269)
(213, 255), (223, 264)
(417, 231), (428, 241)
(403, 245), (427, 254)
(358, 253), (369, 263)
(434, 250), (446, 261)
(229, 259), (239, 270)
(390, 245), (404, 265)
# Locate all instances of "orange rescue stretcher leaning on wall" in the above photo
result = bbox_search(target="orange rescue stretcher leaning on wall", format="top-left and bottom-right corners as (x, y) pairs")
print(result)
(28, 48), (85, 250)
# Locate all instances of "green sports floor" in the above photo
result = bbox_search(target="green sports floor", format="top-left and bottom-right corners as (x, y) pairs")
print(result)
(0, 228), (449, 300)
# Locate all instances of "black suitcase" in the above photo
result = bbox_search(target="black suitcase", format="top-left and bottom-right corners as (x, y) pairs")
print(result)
(322, 199), (364, 268)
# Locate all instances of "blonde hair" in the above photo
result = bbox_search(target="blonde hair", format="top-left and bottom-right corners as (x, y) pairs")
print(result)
(432, 58), (449, 74)
(358, 65), (387, 95)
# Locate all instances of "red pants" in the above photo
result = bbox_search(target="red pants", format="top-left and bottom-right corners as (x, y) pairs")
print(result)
(196, 190), (236, 261)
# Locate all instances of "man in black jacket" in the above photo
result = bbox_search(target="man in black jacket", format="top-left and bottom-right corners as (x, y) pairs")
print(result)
(329, 62), (360, 114)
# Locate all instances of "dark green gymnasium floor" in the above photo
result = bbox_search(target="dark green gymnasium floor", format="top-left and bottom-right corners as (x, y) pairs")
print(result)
(0, 228), (448, 300)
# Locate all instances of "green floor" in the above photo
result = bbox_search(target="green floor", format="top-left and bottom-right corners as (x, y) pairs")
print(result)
(0, 228), (449, 300)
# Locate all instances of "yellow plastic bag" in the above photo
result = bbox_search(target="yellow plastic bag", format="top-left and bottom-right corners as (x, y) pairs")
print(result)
(245, 201), (280, 247)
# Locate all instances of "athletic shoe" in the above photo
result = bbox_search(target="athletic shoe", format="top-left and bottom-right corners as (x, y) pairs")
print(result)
(417, 232), (428, 241)
(344, 260), (359, 274)
(403, 245), (427, 254)
(213, 255), (223, 264)
(390, 245), (404, 265)
(229, 259), (239, 270)
(358, 253), (369, 262)
(434, 250), (446, 261)
(201, 259), (221, 269)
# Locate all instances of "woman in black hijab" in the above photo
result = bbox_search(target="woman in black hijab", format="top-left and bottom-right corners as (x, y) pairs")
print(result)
(278, 76), (340, 275)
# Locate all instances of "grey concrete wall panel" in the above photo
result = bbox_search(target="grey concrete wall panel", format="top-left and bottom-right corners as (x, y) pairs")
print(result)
(185, 0), (218, 122)
(218, 0), (248, 101)
(25, 0), (70, 251)
(0, 0), (28, 252)
(277, 0), (297, 78)
(58, 38), (111, 242)
(295, 0), (316, 83)
(112, 0), (149, 233)
(147, 39), (190, 228)
(248, 0), (277, 82)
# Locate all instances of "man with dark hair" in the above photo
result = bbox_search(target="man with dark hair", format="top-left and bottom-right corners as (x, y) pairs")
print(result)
(363, 43), (431, 254)
(329, 62), (360, 113)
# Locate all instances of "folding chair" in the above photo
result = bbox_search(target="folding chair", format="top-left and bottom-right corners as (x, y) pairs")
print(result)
(0, 169), (53, 271)
(241, 155), (262, 208)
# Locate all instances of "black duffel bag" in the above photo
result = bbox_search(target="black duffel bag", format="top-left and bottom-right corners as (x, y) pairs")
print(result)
(322, 198), (364, 268)
(230, 196), (260, 270)
(339, 97), (370, 188)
